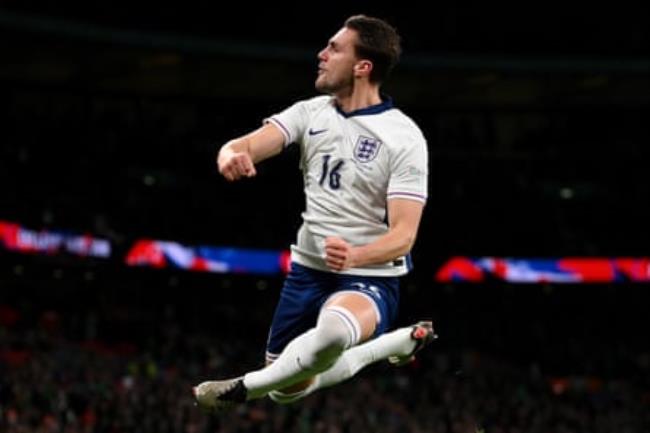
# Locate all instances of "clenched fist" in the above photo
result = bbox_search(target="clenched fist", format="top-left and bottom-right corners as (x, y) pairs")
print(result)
(218, 150), (257, 181)
(325, 236), (358, 271)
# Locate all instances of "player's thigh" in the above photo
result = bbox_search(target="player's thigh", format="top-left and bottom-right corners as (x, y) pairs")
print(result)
(266, 263), (330, 361)
(330, 276), (400, 341)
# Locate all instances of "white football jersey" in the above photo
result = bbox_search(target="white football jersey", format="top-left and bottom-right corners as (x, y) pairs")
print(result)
(266, 95), (428, 276)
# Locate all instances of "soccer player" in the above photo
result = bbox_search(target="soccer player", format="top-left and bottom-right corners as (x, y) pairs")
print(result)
(194, 14), (435, 412)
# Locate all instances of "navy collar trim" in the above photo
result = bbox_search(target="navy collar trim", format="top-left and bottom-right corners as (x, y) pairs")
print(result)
(334, 95), (394, 118)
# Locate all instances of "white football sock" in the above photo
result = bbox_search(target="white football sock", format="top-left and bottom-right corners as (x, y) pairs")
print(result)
(314, 325), (417, 391)
(243, 307), (360, 399)
(266, 325), (418, 404)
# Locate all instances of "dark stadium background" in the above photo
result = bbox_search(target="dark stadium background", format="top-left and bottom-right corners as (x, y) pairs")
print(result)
(1, 3), (649, 432)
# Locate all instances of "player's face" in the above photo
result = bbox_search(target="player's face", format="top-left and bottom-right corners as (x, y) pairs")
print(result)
(315, 27), (359, 94)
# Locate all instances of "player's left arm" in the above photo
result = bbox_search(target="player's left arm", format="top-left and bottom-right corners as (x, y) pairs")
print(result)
(324, 198), (424, 271)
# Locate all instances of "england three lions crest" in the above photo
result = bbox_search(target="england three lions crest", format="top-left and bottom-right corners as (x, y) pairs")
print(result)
(354, 136), (382, 163)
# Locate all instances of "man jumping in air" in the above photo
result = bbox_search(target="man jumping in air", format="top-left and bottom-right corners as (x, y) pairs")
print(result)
(194, 14), (436, 412)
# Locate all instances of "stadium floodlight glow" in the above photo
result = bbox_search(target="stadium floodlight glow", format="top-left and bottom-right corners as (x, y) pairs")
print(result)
(435, 257), (650, 283)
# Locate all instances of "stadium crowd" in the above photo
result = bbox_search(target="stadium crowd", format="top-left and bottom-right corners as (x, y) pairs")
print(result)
(1, 290), (648, 433)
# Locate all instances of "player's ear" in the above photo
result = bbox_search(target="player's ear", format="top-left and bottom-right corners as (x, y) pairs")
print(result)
(354, 60), (373, 78)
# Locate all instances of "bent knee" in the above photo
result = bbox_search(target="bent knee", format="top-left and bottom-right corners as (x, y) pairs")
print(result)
(324, 292), (379, 342)
(303, 309), (352, 371)
(307, 343), (343, 371)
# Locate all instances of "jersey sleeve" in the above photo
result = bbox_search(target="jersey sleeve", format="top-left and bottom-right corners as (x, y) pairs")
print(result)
(264, 100), (309, 147)
(387, 134), (428, 203)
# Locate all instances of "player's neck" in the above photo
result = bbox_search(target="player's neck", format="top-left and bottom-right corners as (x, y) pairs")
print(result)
(335, 84), (382, 114)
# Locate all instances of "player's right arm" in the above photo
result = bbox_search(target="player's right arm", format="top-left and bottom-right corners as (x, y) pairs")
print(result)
(217, 122), (286, 181)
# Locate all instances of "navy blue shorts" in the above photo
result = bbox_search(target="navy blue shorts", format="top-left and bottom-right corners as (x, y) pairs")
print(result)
(266, 262), (400, 359)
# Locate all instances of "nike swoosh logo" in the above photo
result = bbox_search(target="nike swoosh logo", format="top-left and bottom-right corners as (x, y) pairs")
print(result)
(308, 128), (328, 136)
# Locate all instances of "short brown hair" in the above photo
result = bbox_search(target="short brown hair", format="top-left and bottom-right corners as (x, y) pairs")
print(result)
(344, 15), (402, 84)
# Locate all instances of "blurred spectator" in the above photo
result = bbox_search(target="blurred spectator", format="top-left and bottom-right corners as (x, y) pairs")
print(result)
(1, 293), (648, 433)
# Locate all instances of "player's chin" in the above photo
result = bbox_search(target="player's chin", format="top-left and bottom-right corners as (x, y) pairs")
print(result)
(315, 79), (331, 94)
